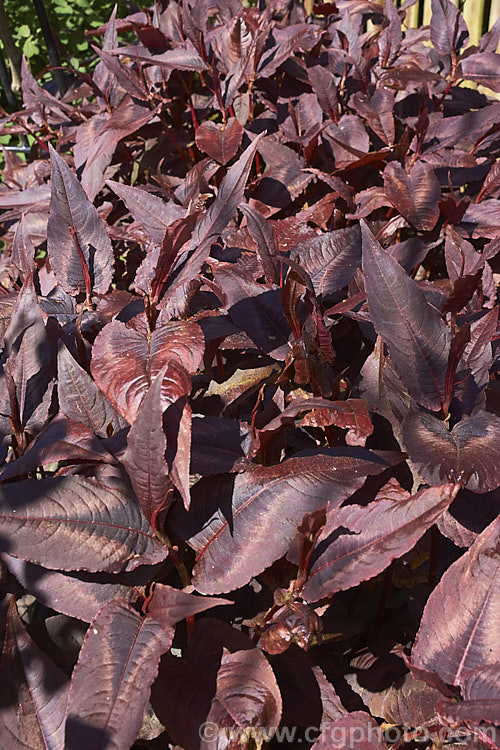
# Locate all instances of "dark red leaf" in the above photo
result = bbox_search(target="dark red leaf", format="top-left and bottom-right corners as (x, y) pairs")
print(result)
(239, 203), (278, 284)
(203, 648), (282, 742)
(107, 180), (187, 245)
(47, 145), (114, 296)
(0, 415), (114, 482)
(58, 344), (126, 437)
(90, 317), (203, 423)
(292, 226), (362, 297)
(122, 365), (173, 525)
(0, 476), (167, 573)
(3, 555), (141, 623)
(0, 596), (68, 750)
(412, 517), (500, 685)
(430, 0), (469, 56)
(65, 598), (172, 750)
(213, 262), (291, 360)
(195, 117), (243, 165)
(460, 52), (500, 93)
(164, 133), (264, 311)
(362, 221), (450, 411)
(171, 449), (401, 594)
(303, 480), (460, 602)
(383, 161), (441, 231)
(402, 410), (500, 492)
(145, 583), (231, 628)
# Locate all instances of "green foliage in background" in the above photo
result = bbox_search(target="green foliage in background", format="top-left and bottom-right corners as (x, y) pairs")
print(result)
(2, 0), (149, 75)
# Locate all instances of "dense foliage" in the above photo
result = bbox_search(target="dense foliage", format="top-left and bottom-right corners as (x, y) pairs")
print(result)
(0, 0), (499, 748)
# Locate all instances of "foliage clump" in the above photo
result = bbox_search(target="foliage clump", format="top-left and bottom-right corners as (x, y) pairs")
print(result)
(0, 0), (499, 748)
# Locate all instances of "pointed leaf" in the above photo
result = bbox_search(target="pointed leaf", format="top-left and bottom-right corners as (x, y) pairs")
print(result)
(3, 277), (54, 429)
(106, 180), (187, 245)
(0, 597), (68, 750)
(402, 411), (500, 493)
(58, 344), (126, 437)
(412, 517), (500, 685)
(65, 598), (172, 750)
(47, 145), (114, 296)
(12, 216), (35, 278)
(122, 365), (172, 525)
(239, 203), (278, 284)
(361, 221), (450, 411)
(166, 133), (264, 307)
(0, 476), (167, 573)
(3, 555), (140, 623)
(430, 0), (469, 56)
(91, 318), (203, 423)
(172, 450), (401, 594)
(213, 263), (291, 360)
(303, 480), (460, 602)
(384, 161), (441, 231)
(460, 52), (500, 93)
(146, 583), (231, 628)
(0, 415), (114, 482)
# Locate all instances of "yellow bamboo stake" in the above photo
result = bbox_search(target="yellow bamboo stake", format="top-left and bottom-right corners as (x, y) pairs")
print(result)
(462, 0), (483, 45)
(488, 0), (500, 50)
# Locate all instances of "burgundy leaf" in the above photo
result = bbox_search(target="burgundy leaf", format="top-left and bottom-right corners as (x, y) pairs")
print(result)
(0, 596), (68, 750)
(122, 365), (173, 526)
(361, 221), (450, 411)
(58, 344), (126, 437)
(164, 395), (192, 510)
(3, 555), (141, 623)
(0, 415), (114, 482)
(190, 416), (250, 476)
(90, 317), (203, 423)
(412, 516), (500, 685)
(151, 619), (272, 750)
(12, 216), (35, 278)
(0, 476), (167, 573)
(145, 583), (231, 628)
(151, 213), (200, 304)
(292, 225), (362, 297)
(171, 450), (401, 594)
(303, 480), (460, 602)
(150, 44), (209, 71)
(352, 89), (395, 145)
(257, 397), (373, 450)
(106, 180), (187, 245)
(165, 133), (264, 308)
(3, 276), (54, 430)
(47, 145), (114, 296)
(203, 648), (282, 743)
(239, 203), (278, 284)
(436, 663), (500, 727)
(213, 262), (291, 360)
(311, 711), (388, 749)
(195, 117), (243, 165)
(430, 0), (469, 56)
(65, 598), (172, 750)
(384, 161), (441, 231)
(460, 52), (500, 93)
(92, 47), (148, 100)
(402, 410), (500, 492)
